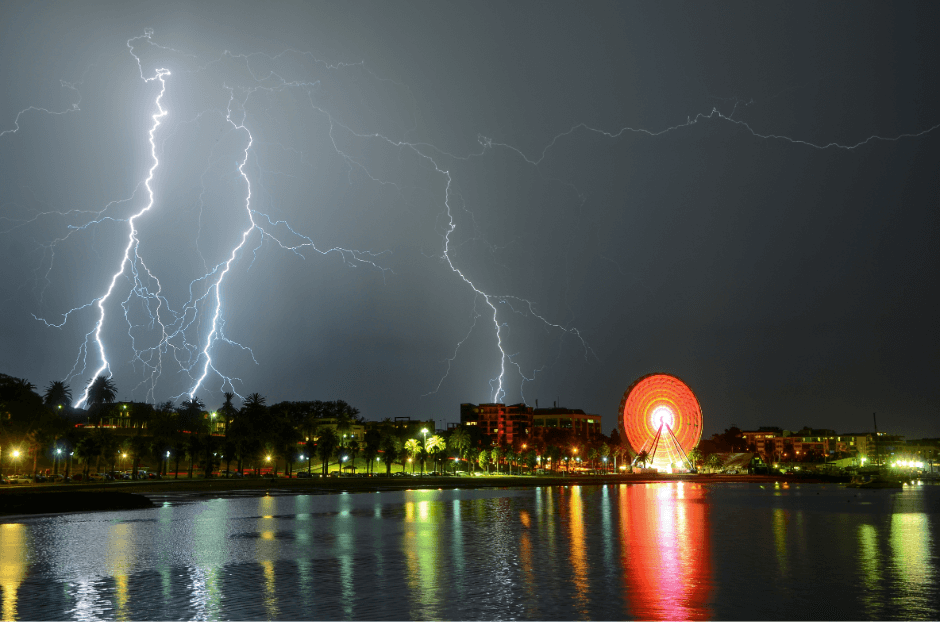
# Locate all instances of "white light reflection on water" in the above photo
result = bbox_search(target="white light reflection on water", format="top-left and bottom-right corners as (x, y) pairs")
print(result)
(857, 523), (881, 617)
(336, 492), (354, 621)
(890, 509), (934, 618)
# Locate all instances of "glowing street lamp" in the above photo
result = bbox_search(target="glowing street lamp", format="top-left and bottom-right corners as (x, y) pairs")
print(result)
(53, 447), (62, 479)
(122, 452), (127, 472)
(421, 428), (429, 476)
(12, 449), (20, 475)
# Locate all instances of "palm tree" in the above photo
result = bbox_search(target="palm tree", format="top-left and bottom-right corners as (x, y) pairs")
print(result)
(449, 426), (471, 473)
(363, 429), (382, 474)
(588, 447), (601, 471)
(426, 434), (445, 473)
(478, 449), (490, 474)
(347, 439), (360, 474)
(635, 450), (650, 468)
(688, 447), (703, 472)
(85, 375), (117, 427)
(491, 446), (504, 474)
(316, 426), (339, 476)
(599, 443), (611, 472)
(218, 392), (238, 436)
(404, 439), (422, 474)
(43, 380), (72, 408)
(86, 375), (117, 406)
(380, 433), (399, 476)
(180, 397), (206, 478)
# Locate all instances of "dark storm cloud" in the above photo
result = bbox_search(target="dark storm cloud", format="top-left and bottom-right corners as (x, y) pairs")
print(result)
(1, 1), (938, 437)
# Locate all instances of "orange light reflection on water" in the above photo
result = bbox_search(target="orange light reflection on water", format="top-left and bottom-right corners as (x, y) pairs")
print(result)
(567, 486), (590, 616)
(619, 482), (712, 621)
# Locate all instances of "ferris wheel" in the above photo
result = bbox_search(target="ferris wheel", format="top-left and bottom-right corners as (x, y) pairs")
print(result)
(619, 373), (703, 472)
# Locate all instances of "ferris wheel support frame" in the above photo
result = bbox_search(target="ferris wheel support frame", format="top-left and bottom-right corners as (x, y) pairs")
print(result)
(634, 421), (695, 472)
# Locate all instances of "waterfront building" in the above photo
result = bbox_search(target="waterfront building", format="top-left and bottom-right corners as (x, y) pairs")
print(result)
(741, 428), (859, 463)
(310, 416), (366, 440)
(460, 403), (532, 445)
(532, 405), (602, 440)
(368, 416), (436, 442)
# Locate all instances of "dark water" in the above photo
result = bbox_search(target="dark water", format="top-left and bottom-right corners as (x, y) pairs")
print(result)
(0, 482), (937, 621)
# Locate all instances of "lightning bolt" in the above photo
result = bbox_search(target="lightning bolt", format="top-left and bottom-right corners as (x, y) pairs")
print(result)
(70, 35), (170, 407)
(3, 30), (938, 410)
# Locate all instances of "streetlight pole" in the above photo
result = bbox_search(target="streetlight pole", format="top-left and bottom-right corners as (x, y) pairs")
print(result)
(12, 450), (20, 476)
(421, 428), (428, 476)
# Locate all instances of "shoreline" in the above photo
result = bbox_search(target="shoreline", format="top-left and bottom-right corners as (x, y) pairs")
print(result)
(1, 473), (845, 516)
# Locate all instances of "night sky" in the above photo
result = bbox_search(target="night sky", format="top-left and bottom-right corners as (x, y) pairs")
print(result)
(2, 1), (938, 438)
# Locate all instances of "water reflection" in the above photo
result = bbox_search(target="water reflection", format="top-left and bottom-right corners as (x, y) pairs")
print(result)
(619, 482), (712, 621)
(3, 483), (939, 621)
(257, 496), (278, 620)
(890, 511), (934, 617)
(106, 523), (132, 621)
(403, 492), (442, 620)
(567, 485), (590, 615)
(192, 498), (228, 620)
(773, 507), (789, 577)
(857, 523), (881, 618)
(0, 523), (27, 621)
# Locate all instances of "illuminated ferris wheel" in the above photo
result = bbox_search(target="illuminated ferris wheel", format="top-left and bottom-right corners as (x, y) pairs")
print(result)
(619, 373), (703, 472)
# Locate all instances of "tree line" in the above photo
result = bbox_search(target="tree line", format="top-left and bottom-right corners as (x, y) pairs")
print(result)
(4, 371), (664, 479)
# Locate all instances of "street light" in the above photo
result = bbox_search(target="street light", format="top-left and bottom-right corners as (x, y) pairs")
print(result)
(122, 452), (127, 472)
(12, 449), (20, 475)
(421, 428), (429, 476)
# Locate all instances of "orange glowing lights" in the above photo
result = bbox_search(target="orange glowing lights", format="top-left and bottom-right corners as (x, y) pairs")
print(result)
(619, 373), (703, 457)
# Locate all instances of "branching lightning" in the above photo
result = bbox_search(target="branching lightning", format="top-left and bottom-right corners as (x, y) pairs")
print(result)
(2, 29), (938, 410)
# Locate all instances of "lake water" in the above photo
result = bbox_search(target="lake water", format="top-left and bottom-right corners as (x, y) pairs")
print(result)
(0, 482), (937, 621)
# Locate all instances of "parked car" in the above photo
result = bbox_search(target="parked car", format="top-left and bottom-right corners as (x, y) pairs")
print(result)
(295, 471), (312, 478)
